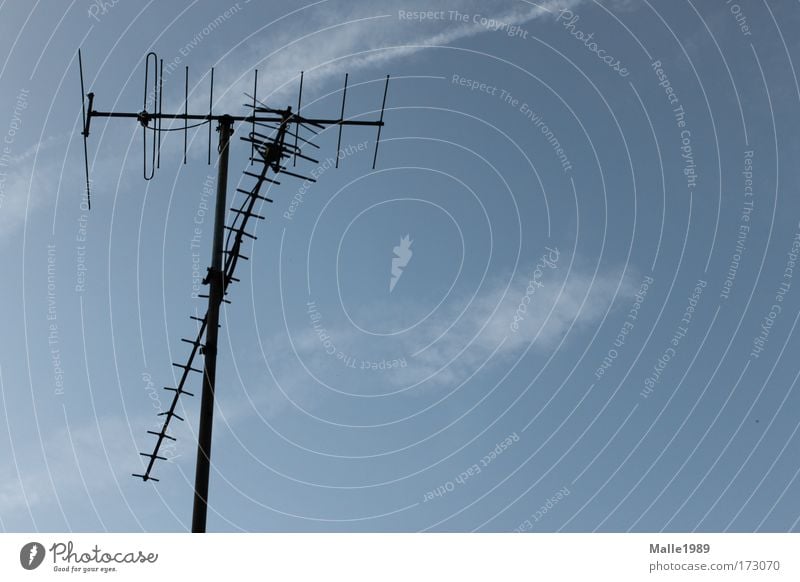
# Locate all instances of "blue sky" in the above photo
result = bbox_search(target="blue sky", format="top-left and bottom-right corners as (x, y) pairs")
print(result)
(1, 0), (800, 532)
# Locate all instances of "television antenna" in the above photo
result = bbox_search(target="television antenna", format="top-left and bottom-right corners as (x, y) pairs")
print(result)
(78, 50), (389, 533)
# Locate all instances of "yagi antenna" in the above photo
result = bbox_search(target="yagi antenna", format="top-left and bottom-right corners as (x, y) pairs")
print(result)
(76, 49), (390, 533)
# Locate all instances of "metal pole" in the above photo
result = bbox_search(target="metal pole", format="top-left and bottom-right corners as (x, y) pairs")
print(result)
(192, 115), (233, 533)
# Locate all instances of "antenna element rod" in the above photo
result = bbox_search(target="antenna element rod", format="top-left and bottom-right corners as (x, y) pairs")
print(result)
(293, 71), (303, 167)
(372, 75), (390, 169)
(335, 73), (348, 169)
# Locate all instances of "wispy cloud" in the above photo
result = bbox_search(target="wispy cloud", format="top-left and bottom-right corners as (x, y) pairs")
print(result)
(202, 0), (584, 110)
(598, 0), (642, 13)
(239, 251), (638, 411)
(4, 0), (585, 238)
(0, 130), (137, 242)
(0, 413), (165, 525)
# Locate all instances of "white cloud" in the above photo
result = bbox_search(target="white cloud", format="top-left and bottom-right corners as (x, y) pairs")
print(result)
(599, 0), (641, 13)
(0, 130), (138, 242)
(201, 0), (584, 111)
(385, 253), (638, 389)
(239, 251), (638, 408)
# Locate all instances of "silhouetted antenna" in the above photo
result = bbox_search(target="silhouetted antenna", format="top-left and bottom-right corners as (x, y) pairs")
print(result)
(76, 49), (390, 533)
